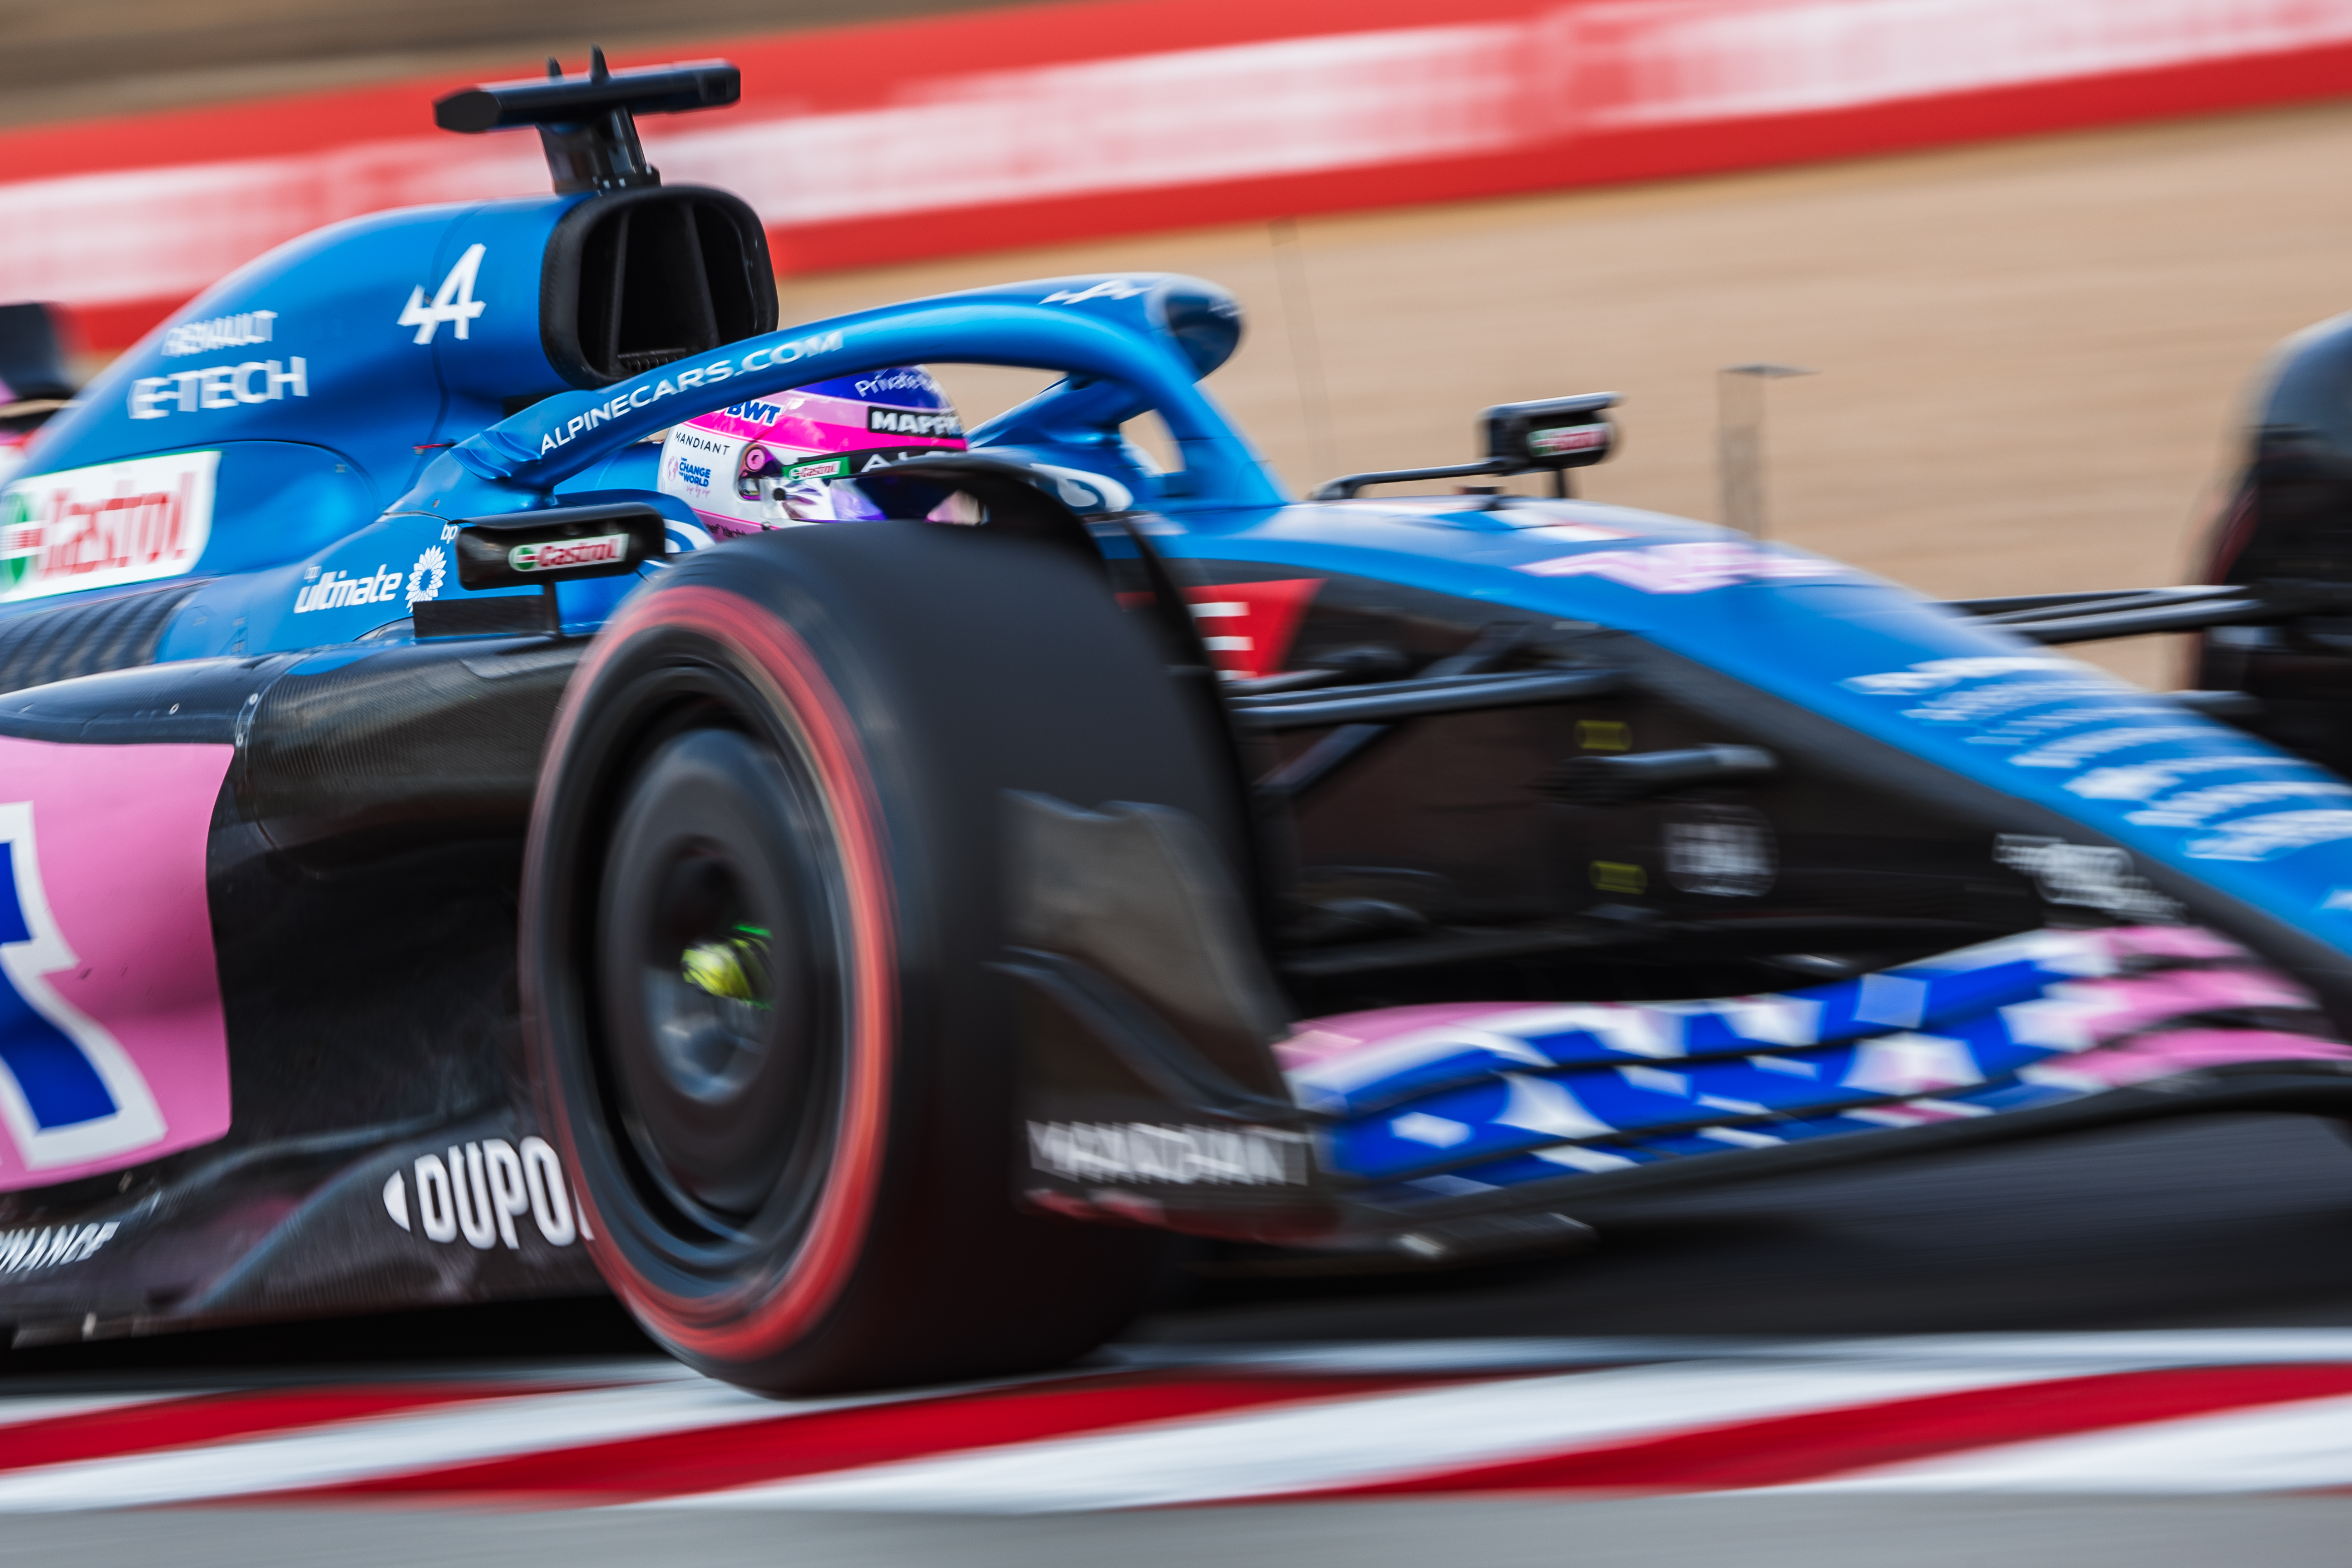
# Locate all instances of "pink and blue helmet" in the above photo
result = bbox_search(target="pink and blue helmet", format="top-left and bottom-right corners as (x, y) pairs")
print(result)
(657, 366), (964, 538)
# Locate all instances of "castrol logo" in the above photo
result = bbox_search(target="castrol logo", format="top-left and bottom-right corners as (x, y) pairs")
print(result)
(509, 533), (628, 572)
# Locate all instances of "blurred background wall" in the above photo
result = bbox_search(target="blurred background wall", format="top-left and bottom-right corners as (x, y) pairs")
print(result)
(9, 0), (2352, 686)
(0, 0), (1004, 127)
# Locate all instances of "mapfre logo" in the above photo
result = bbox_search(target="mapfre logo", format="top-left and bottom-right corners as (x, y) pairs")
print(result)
(868, 407), (961, 438)
(0, 451), (217, 602)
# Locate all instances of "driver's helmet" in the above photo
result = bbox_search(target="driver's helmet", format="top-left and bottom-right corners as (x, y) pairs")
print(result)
(657, 366), (964, 539)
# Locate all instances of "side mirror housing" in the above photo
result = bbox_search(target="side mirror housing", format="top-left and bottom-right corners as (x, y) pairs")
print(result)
(454, 501), (666, 590)
(1482, 393), (1617, 472)
(1310, 392), (1619, 501)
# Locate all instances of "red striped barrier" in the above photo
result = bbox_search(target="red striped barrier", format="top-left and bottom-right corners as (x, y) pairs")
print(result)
(1297, 1362), (2352, 1497)
(295, 1371), (1444, 1504)
(7, 0), (2352, 350)
(0, 1336), (2349, 1506)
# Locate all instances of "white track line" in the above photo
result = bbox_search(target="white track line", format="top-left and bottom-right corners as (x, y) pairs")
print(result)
(638, 1357), (2145, 1513)
(0, 1380), (791, 1510)
(1105, 1330), (2352, 1375)
(1771, 1390), (2352, 1494)
(1714, 1331), (2352, 1365)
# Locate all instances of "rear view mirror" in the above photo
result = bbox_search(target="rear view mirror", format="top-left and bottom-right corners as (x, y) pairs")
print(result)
(1483, 394), (1617, 472)
(1311, 391), (1619, 501)
(454, 502), (666, 590)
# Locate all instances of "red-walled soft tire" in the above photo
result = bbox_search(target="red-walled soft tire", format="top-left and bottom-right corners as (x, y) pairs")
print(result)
(522, 522), (1235, 1394)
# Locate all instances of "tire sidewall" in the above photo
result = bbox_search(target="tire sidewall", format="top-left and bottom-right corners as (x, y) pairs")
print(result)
(525, 524), (1228, 1388)
(525, 577), (900, 1369)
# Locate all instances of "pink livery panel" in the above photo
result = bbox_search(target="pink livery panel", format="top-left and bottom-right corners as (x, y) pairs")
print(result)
(0, 735), (233, 1190)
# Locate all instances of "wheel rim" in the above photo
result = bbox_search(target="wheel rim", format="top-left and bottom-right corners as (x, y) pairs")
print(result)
(595, 716), (850, 1250)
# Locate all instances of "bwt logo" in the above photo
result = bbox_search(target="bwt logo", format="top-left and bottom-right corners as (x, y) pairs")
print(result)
(723, 402), (783, 426)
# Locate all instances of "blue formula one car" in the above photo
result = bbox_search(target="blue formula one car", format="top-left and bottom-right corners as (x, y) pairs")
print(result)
(1, 57), (2351, 1394)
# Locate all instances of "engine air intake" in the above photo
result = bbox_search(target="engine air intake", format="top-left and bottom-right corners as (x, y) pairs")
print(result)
(541, 188), (777, 386)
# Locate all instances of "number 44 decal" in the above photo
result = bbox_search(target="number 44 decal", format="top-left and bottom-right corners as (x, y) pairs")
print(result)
(399, 243), (488, 345)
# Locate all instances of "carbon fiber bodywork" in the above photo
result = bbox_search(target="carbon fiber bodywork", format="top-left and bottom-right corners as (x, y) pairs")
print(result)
(0, 638), (600, 1341)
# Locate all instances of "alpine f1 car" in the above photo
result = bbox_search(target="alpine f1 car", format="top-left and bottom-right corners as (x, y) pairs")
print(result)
(2, 56), (2352, 1394)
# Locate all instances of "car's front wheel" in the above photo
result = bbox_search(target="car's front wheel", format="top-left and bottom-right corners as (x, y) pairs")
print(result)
(522, 521), (1236, 1393)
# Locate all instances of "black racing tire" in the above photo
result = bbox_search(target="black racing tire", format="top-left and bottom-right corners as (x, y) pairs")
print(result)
(522, 521), (1238, 1394)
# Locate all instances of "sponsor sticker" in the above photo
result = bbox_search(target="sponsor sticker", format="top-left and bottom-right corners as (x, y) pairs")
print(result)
(1842, 656), (2084, 698)
(0, 1222), (116, 1272)
(0, 738), (234, 1190)
(2124, 779), (2352, 829)
(2184, 810), (2352, 863)
(383, 1136), (582, 1249)
(1182, 578), (1320, 680)
(2008, 726), (2221, 770)
(0, 450), (216, 602)
(1664, 806), (1776, 897)
(867, 407), (962, 438)
(1041, 279), (1149, 305)
(2066, 754), (2309, 802)
(509, 533), (628, 573)
(1517, 540), (1847, 592)
(405, 545), (446, 607)
(529, 330), (847, 459)
(128, 358), (307, 420)
(1026, 1121), (1310, 1186)
(1994, 834), (2183, 921)
(1842, 655), (2352, 866)
(161, 311), (276, 358)
(1524, 522), (1630, 542)
(851, 368), (941, 400)
(1029, 463), (1132, 513)
(1528, 424), (1607, 457)
(294, 564), (402, 614)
